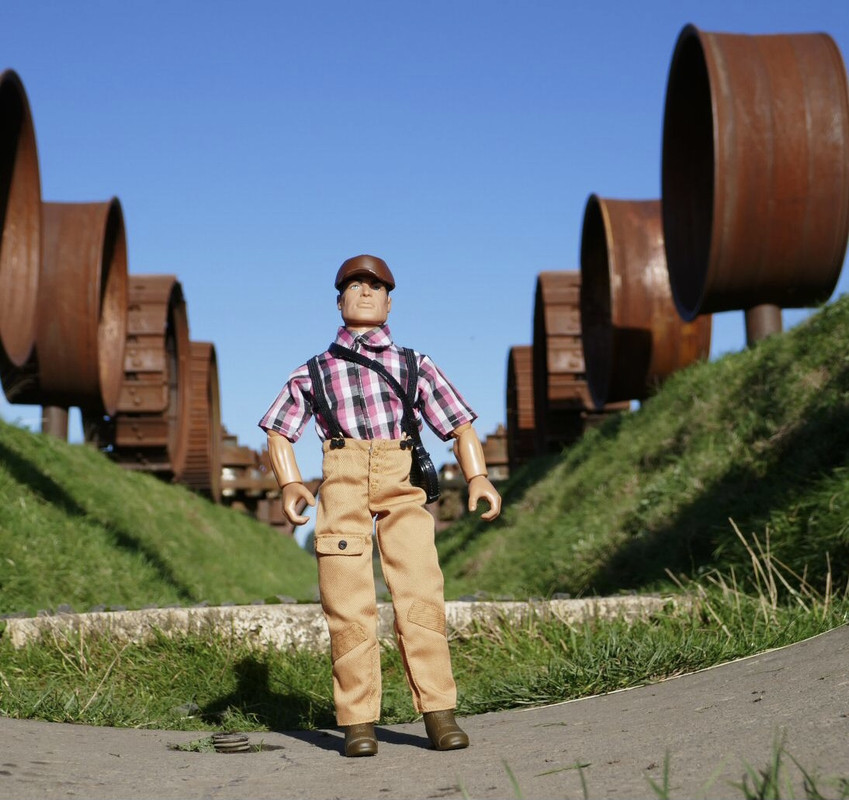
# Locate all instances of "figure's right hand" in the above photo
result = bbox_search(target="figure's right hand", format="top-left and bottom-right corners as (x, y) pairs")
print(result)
(282, 482), (316, 526)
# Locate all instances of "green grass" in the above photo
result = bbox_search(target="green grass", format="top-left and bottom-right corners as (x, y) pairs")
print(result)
(0, 548), (846, 731)
(437, 297), (849, 601)
(0, 420), (319, 615)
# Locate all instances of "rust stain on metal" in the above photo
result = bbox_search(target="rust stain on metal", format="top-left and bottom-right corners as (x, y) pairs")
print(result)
(580, 195), (712, 406)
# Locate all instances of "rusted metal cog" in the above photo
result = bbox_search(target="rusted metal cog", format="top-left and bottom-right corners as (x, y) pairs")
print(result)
(87, 275), (191, 480)
(506, 345), (535, 470)
(178, 341), (222, 502)
(532, 271), (627, 454)
(532, 271), (590, 453)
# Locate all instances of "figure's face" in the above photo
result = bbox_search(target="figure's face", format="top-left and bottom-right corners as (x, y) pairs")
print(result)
(337, 277), (391, 330)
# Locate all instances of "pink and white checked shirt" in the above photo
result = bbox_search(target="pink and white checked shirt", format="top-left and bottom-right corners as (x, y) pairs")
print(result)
(259, 325), (476, 443)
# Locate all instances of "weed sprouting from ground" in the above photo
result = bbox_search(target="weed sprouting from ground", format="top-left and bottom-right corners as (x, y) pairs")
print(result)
(729, 733), (849, 800)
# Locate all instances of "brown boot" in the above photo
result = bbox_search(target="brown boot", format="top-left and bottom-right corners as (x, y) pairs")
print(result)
(423, 710), (469, 750)
(344, 722), (378, 757)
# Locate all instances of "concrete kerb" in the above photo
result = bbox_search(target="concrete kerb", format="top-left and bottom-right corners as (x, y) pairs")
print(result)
(3, 595), (689, 651)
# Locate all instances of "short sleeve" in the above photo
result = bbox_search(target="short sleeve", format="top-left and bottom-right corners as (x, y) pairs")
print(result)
(415, 354), (477, 440)
(258, 365), (314, 442)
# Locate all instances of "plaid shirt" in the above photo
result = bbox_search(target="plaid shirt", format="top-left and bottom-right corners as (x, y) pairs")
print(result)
(259, 325), (476, 443)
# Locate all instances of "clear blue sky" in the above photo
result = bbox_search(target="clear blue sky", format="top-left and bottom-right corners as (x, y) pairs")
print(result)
(2, 1), (848, 485)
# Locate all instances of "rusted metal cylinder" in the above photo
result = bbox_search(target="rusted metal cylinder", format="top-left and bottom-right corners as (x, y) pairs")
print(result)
(580, 195), (712, 407)
(178, 341), (222, 502)
(38, 200), (128, 414)
(41, 406), (68, 439)
(506, 345), (536, 469)
(745, 304), (783, 345)
(0, 69), (41, 367)
(532, 271), (592, 453)
(0, 199), (128, 417)
(662, 24), (849, 320)
(96, 275), (191, 479)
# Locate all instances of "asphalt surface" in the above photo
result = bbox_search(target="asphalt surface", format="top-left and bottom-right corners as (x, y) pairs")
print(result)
(2, 624), (848, 800)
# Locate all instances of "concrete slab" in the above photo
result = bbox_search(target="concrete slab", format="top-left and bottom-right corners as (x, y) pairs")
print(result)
(4, 596), (685, 651)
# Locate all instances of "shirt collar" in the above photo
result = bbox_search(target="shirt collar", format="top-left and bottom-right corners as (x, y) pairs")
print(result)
(335, 324), (394, 352)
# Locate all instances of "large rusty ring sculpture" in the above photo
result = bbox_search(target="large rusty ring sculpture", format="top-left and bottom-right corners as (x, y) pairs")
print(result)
(506, 345), (536, 469)
(0, 69), (41, 367)
(662, 24), (849, 322)
(94, 275), (191, 479)
(532, 271), (591, 453)
(580, 195), (711, 407)
(1, 199), (128, 418)
(179, 340), (222, 502)
(38, 200), (128, 414)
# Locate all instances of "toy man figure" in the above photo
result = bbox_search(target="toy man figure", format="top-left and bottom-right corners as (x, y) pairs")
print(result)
(259, 254), (501, 757)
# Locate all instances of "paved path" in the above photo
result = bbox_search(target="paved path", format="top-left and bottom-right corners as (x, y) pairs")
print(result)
(2, 624), (848, 799)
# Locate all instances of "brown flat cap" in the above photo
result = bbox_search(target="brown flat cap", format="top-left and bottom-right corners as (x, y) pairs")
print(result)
(335, 254), (396, 291)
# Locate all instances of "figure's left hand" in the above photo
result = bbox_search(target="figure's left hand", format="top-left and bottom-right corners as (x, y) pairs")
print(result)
(468, 475), (502, 521)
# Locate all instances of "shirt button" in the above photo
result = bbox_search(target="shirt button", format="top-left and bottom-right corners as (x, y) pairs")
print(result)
(338, 540), (347, 550)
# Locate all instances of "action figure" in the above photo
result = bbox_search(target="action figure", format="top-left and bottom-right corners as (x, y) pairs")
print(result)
(259, 254), (501, 756)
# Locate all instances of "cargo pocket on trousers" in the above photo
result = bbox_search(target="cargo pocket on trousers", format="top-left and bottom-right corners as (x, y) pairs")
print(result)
(314, 535), (369, 556)
(314, 535), (371, 663)
(407, 599), (446, 636)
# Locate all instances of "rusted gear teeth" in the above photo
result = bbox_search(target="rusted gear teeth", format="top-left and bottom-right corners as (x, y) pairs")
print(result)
(88, 275), (190, 480)
(506, 345), (535, 470)
(178, 341), (222, 502)
(533, 271), (628, 455)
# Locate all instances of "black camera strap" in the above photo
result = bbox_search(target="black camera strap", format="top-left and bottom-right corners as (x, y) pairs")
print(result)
(327, 343), (422, 445)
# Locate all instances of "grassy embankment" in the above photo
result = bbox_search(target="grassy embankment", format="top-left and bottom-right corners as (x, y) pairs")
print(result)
(1, 295), (848, 742)
(0, 423), (318, 614)
(437, 296), (849, 601)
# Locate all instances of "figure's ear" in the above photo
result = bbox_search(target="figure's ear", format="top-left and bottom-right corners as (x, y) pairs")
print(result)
(386, 295), (392, 315)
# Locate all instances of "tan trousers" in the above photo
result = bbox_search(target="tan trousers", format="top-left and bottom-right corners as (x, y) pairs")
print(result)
(314, 438), (457, 726)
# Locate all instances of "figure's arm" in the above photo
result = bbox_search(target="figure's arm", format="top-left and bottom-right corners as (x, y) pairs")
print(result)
(451, 423), (501, 521)
(266, 430), (316, 526)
